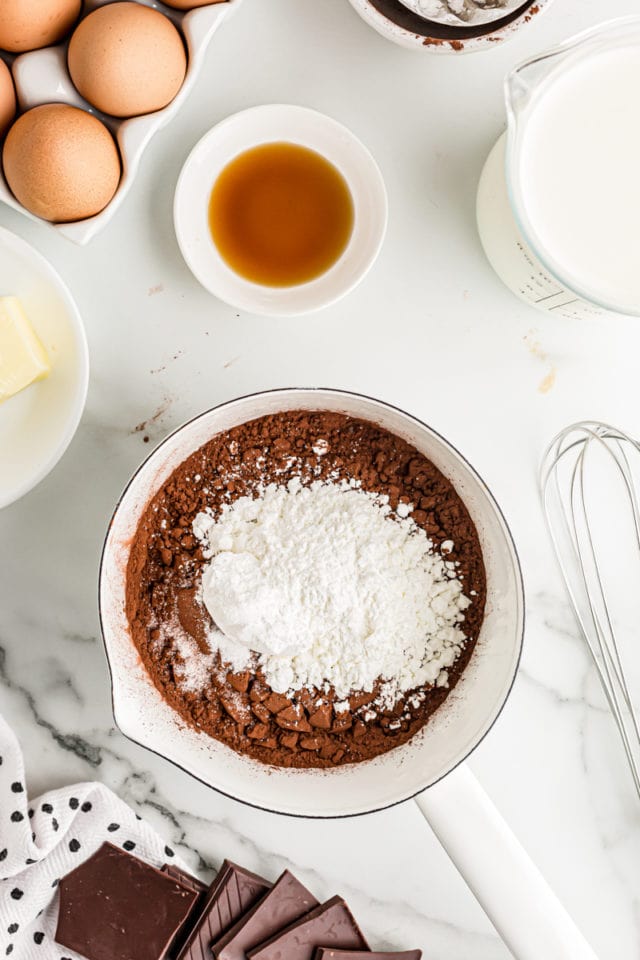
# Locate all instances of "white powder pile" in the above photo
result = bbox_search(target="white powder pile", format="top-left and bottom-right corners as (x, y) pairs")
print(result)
(192, 477), (471, 709)
(404, 0), (522, 27)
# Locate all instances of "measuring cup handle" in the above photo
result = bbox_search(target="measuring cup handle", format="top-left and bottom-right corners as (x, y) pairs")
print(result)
(414, 764), (600, 960)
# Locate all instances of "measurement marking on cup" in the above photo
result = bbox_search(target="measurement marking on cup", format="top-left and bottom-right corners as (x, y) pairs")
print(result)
(549, 299), (580, 311)
(535, 291), (564, 304)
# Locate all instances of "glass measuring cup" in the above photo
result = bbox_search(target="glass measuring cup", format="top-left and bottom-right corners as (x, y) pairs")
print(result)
(477, 17), (640, 320)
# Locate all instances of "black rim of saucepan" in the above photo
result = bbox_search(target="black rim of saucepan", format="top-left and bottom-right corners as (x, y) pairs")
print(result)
(365, 0), (537, 41)
(97, 387), (525, 820)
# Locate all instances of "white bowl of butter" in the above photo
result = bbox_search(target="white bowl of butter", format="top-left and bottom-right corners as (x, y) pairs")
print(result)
(0, 226), (89, 508)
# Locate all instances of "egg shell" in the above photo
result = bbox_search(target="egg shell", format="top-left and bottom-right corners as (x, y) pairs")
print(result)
(0, 60), (16, 138)
(67, 2), (187, 119)
(0, 0), (81, 54)
(2, 103), (121, 223)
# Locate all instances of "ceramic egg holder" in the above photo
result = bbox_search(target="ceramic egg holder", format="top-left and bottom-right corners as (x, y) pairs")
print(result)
(0, 0), (241, 245)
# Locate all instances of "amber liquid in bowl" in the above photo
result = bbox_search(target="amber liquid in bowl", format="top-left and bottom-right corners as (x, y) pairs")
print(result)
(208, 142), (355, 288)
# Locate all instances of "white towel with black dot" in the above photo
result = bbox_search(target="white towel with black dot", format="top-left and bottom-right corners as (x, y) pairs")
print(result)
(0, 715), (188, 960)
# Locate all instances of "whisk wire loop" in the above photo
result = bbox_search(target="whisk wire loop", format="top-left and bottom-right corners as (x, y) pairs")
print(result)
(540, 421), (640, 800)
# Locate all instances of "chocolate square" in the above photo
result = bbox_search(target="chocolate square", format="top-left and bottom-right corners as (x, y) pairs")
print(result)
(213, 870), (319, 960)
(162, 863), (208, 897)
(161, 864), (209, 958)
(176, 860), (272, 960)
(248, 896), (369, 960)
(55, 842), (198, 960)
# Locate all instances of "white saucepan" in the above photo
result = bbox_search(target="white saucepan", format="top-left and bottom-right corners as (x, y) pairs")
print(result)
(99, 388), (599, 960)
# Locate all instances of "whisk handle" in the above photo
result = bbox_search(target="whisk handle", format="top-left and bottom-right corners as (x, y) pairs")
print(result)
(415, 764), (600, 960)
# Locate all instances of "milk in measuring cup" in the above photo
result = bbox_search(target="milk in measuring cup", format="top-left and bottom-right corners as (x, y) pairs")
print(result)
(477, 19), (640, 320)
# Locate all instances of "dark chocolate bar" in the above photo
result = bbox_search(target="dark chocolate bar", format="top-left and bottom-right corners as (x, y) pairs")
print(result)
(314, 951), (422, 960)
(248, 896), (369, 960)
(161, 864), (209, 958)
(177, 860), (272, 960)
(55, 842), (198, 960)
(162, 863), (208, 897)
(213, 870), (319, 960)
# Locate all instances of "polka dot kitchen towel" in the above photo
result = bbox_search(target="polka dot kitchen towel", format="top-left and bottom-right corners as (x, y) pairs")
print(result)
(0, 714), (189, 960)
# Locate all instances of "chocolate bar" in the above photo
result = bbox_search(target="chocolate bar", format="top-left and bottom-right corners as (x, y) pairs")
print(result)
(314, 951), (422, 960)
(248, 896), (369, 960)
(162, 863), (208, 897)
(55, 842), (198, 960)
(176, 860), (272, 960)
(213, 870), (319, 960)
(161, 864), (209, 958)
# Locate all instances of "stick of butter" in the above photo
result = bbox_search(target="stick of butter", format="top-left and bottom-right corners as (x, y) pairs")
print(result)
(0, 296), (50, 404)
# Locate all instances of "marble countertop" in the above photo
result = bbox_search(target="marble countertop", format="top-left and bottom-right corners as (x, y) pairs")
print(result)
(1, 0), (639, 956)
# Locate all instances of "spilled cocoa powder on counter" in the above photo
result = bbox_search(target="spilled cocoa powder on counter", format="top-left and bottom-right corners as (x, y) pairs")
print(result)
(126, 411), (486, 769)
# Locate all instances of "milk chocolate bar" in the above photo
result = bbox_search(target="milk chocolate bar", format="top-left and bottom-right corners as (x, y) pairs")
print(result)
(177, 860), (272, 960)
(55, 842), (198, 960)
(248, 896), (369, 960)
(213, 869), (319, 960)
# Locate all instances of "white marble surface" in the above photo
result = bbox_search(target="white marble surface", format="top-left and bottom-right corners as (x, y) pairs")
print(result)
(1, 0), (639, 957)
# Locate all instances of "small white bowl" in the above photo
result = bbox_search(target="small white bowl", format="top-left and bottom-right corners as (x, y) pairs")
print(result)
(346, 0), (555, 53)
(0, 227), (89, 508)
(174, 104), (388, 317)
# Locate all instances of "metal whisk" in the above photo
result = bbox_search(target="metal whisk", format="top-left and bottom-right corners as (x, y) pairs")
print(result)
(540, 421), (640, 801)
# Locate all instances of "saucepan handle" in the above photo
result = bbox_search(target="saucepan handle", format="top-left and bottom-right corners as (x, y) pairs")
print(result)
(414, 763), (600, 960)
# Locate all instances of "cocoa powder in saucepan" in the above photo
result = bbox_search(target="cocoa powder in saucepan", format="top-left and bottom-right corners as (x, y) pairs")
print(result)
(125, 411), (486, 769)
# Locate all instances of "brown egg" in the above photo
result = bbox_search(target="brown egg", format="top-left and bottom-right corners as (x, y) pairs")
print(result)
(0, 0), (81, 53)
(68, 2), (187, 119)
(0, 60), (15, 138)
(162, 0), (225, 8)
(2, 103), (121, 222)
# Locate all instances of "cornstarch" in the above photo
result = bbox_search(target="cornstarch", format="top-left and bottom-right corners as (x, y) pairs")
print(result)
(193, 476), (471, 708)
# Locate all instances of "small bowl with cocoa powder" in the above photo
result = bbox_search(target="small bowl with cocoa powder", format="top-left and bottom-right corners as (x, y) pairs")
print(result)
(346, 0), (554, 53)
(99, 388), (523, 817)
